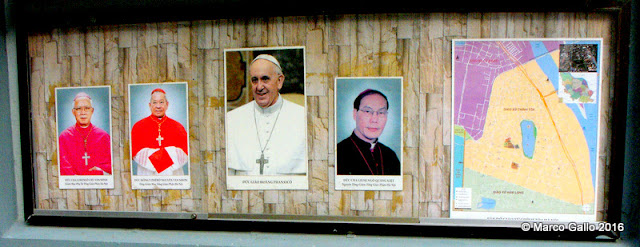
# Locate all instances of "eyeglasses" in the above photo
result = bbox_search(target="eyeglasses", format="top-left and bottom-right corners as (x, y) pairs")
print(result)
(358, 108), (388, 117)
(150, 101), (167, 106)
(73, 106), (93, 112)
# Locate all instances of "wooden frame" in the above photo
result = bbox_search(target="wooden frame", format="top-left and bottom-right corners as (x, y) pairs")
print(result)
(16, 0), (632, 240)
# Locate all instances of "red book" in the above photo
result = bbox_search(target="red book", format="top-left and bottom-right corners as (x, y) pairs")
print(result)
(148, 148), (174, 173)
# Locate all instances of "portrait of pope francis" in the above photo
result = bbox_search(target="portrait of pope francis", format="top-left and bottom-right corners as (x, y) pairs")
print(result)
(226, 52), (307, 177)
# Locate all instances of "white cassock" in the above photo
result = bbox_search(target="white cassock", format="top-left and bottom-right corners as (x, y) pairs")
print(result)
(134, 146), (188, 176)
(226, 96), (307, 175)
(131, 115), (189, 176)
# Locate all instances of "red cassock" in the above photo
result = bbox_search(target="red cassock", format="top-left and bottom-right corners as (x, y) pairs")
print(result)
(131, 115), (189, 173)
(58, 123), (112, 175)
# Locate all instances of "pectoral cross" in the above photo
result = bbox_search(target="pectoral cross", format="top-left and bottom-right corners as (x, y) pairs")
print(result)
(156, 133), (164, 146)
(256, 152), (268, 175)
(82, 152), (90, 166)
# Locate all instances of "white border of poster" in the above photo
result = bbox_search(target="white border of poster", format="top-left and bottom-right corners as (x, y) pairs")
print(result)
(224, 46), (308, 190)
(334, 77), (404, 191)
(450, 38), (603, 222)
(128, 82), (191, 190)
(55, 86), (114, 189)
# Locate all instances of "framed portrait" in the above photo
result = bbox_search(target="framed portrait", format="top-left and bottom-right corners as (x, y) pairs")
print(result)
(55, 86), (114, 189)
(334, 77), (403, 191)
(224, 46), (308, 190)
(128, 82), (191, 189)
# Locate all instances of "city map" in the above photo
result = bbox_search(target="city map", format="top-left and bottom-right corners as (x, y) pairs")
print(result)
(450, 39), (602, 221)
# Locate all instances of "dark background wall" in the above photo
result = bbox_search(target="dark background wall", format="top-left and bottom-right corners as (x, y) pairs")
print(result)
(622, 0), (639, 243)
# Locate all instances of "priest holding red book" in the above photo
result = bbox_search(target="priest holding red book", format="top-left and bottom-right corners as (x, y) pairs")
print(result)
(131, 88), (189, 175)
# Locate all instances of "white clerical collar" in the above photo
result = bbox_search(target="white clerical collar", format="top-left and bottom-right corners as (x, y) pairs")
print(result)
(351, 131), (378, 150)
(254, 94), (283, 115)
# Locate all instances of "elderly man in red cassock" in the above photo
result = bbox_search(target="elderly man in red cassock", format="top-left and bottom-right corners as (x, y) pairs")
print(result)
(131, 88), (189, 175)
(58, 92), (112, 175)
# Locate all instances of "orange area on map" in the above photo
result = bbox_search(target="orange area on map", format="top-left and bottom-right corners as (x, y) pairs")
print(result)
(464, 50), (594, 206)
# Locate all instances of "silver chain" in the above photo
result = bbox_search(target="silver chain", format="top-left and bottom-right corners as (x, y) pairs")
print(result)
(253, 98), (284, 154)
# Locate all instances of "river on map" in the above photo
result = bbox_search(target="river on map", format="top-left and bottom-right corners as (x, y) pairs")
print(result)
(530, 40), (600, 189)
(452, 132), (465, 196)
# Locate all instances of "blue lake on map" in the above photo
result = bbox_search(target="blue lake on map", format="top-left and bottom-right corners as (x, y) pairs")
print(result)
(520, 120), (537, 159)
(477, 197), (496, 210)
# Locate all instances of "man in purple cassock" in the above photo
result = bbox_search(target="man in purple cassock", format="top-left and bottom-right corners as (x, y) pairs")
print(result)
(58, 92), (112, 175)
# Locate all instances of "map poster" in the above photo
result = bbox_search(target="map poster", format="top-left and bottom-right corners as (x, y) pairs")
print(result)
(450, 39), (602, 222)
